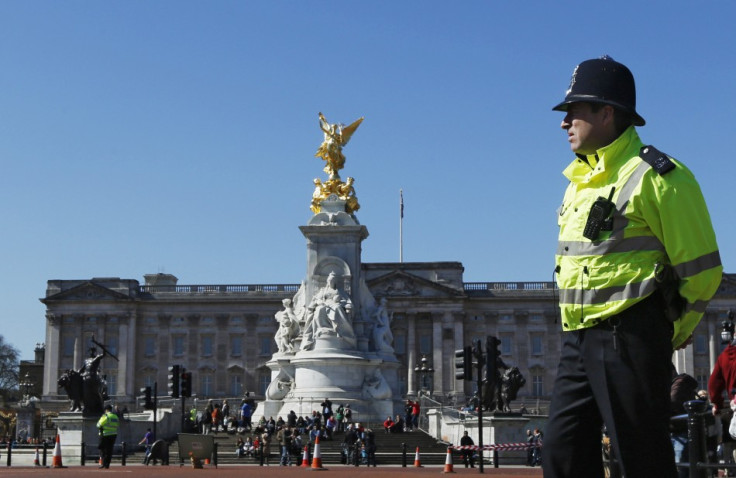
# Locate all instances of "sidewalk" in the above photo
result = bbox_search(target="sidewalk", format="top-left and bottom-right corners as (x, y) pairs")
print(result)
(0, 464), (544, 477)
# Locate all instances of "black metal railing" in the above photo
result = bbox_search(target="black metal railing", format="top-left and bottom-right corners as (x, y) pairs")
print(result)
(140, 281), (556, 295)
(140, 284), (301, 294)
(463, 282), (555, 291)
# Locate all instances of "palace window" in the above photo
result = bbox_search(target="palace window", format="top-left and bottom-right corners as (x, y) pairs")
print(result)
(201, 336), (213, 357)
(394, 334), (406, 354)
(107, 374), (117, 396)
(63, 336), (75, 357)
(260, 337), (271, 356)
(200, 374), (213, 397)
(259, 374), (271, 396)
(231, 336), (243, 357)
(419, 335), (432, 355)
(172, 336), (185, 356)
(500, 335), (513, 356)
(144, 337), (155, 356)
(531, 373), (544, 397)
(530, 334), (543, 356)
(694, 334), (708, 355)
(230, 374), (243, 396)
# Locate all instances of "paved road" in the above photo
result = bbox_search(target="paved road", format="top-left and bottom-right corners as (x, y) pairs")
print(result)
(0, 464), (544, 477)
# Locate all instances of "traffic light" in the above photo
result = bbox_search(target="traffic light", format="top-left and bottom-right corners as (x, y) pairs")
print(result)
(180, 371), (192, 398)
(454, 345), (473, 381)
(167, 365), (180, 398)
(485, 336), (501, 391)
(141, 386), (154, 410)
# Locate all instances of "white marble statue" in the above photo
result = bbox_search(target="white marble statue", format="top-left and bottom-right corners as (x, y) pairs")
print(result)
(372, 297), (394, 353)
(274, 298), (300, 353)
(300, 272), (356, 350)
(361, 368), (391, 400)
(266, 368), (294, 401)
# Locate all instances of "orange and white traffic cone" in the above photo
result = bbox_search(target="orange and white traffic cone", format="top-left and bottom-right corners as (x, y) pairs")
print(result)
(300, 445), (310, 467)
(310, 435), (326, 470)
(52, 435), (64, 468)
(443, 447), (455, 473)
(33, 447), (41, 466)
(413, 446), (422, 467)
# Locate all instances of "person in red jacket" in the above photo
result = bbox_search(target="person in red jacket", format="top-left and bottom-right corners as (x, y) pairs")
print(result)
(709, 320), (736, 416)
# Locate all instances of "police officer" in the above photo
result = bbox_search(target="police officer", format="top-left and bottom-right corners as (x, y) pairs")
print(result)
(542, 56), (722, 478)
(97, 404), (120, 469)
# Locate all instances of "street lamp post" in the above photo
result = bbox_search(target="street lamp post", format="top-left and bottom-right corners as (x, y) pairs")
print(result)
(414, 355), (434, 397)
(19, 373), (34, 406)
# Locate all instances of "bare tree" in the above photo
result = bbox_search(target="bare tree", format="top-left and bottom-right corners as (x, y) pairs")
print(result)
(0, 335), (20, 399)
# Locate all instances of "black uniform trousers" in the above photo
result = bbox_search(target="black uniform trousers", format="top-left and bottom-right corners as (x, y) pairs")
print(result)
(98, 434), (117, 468)
(541, 294), (677, 478)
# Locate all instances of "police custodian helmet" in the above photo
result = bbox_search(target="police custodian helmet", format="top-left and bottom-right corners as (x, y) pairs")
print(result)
(553, 55), (645, 126)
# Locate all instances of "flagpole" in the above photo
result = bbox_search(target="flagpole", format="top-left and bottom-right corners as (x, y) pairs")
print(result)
(400, 189), (404, 263)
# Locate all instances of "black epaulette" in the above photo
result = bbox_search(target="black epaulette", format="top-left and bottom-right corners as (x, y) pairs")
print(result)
(640, 145), (676, 175)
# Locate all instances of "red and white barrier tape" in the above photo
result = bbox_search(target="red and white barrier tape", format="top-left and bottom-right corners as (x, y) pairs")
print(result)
(451, 442), (540, 451)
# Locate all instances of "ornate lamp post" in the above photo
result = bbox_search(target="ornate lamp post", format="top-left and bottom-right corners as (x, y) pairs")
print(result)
(721, 310), (735, 344)
(414, 355), (434, 396)
(19, 373), (34, 406)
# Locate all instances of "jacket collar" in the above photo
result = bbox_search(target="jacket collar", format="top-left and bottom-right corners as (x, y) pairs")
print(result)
(563, 126), (643, 183)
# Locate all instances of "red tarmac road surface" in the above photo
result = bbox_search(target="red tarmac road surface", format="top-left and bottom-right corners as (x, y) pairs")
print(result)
(0, 464), (543, 477)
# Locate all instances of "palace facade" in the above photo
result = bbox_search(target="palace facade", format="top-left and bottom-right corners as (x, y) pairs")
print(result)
(40, 266), (736, 412)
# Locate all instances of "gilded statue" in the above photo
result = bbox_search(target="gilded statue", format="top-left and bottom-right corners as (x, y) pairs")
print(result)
(310, 176), (360, 214)
(315, 112), (363, 178)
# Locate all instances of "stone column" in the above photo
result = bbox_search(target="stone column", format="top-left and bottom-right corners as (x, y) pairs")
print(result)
(43, 313), (61, 397)
(406, 313), (416, 396)
(73, 315), (84, 371)
(708, 314), (718, 374)
(453, 316), (465, 397)
(120, 312), (135, 398)
(432, 314), (443, 396)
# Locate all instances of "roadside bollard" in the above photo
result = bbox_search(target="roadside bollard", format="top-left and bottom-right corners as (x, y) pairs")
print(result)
(43, 441), (48, 467)
(6, 439), (12, 466)
(685, 399), (708, 478)
(213, 442), (218, 468)
(81, 441), (85, 466)
(259, 441), (264, 466)
(401, 442), (407, 467)
(122, 442), (127, 466)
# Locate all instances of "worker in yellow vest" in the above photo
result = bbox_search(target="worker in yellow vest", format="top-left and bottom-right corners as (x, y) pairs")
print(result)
(97, 404), (119, 469)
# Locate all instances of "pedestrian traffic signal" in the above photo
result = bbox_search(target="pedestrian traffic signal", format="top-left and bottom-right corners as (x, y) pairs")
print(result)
(485, 336), (501, 391)
(180, 371), (192, 398)
(141, 386), (154, 410)
(167, 365), (180, 398)
(455, 346), (473, 381)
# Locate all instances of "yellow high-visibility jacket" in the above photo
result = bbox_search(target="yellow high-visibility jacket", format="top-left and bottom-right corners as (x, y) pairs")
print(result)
(97, 411), (119, 437)
(556, 126), (722, 348)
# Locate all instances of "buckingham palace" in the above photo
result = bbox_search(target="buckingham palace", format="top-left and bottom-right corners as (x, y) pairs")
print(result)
(39, 268), (736, 412)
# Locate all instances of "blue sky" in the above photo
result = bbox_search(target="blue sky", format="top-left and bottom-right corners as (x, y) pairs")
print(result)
(1, 1), (734, 360)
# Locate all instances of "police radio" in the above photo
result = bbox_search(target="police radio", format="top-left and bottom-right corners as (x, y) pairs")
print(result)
(583, 187), (615, 241)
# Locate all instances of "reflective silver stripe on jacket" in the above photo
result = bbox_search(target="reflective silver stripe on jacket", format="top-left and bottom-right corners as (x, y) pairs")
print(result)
(673, 251), (722, 279)
(558, 276), (658, 305)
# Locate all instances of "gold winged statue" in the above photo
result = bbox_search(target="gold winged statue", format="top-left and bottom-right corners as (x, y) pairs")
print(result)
(315, 112), (364, 178)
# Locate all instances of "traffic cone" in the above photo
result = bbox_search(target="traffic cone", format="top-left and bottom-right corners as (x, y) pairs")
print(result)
(33, 447), (41, 466)
(52, 435), (64, 468)
(204, 457), (211, 465)
(414, 446), (423, 467)
(310, 435), (326, 470)
(442, 447), (455, 473)
(300, 445), (310, 467)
